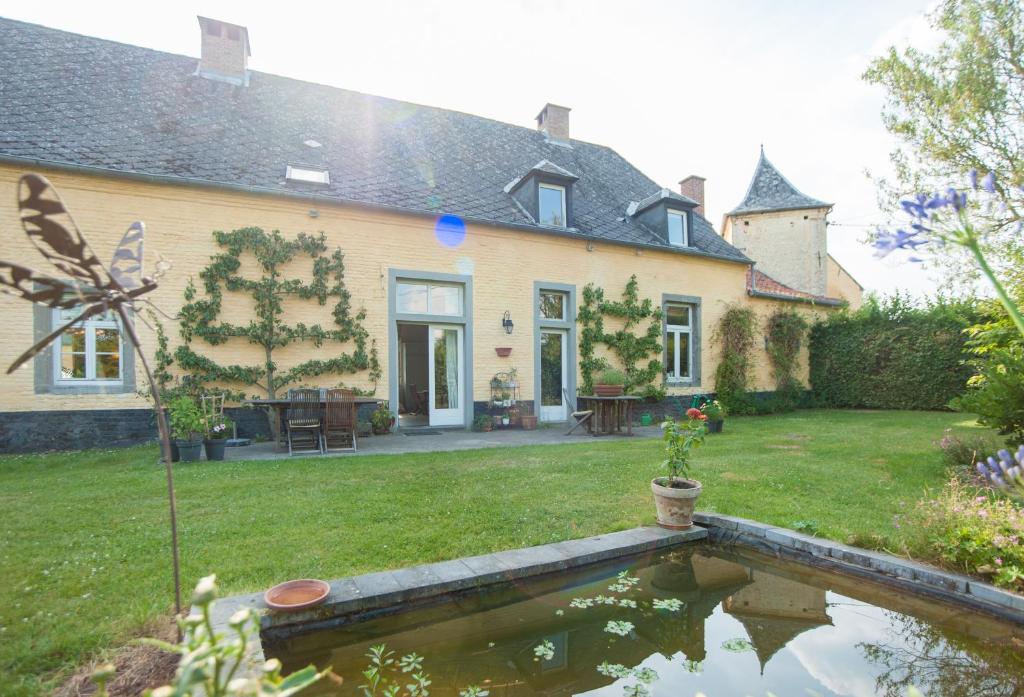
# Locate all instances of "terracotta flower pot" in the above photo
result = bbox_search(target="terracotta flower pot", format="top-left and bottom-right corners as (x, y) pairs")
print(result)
(521, 415), (538, 430)
(264, 579), (330, 612)
(594, 384), (625, 397)
(495, 347), (513, 357)
(651, 477), (702, 529)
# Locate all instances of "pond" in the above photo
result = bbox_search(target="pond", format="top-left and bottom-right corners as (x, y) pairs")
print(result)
(266, 545), (1024, 697)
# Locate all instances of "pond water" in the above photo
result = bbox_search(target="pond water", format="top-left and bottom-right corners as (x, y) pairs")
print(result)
(266, 545), (1024, 697)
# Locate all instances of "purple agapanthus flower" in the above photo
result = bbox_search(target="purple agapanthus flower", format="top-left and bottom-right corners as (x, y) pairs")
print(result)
(982, 171), (996, 194)
(977, 445), (1024, 493)
(872, 228), (930, 259)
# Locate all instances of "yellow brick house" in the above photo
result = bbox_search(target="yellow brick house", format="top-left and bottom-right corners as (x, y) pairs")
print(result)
(0, 16), (859, 451)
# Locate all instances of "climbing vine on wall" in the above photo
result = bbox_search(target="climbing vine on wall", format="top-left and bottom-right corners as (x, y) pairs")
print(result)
(712, 305), (757, 413)
(175, 227), (380, 399)
(764, 309), (809, 410)
(577, 275), (663, 394)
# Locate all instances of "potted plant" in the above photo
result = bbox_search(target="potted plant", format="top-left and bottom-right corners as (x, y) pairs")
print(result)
(473, 414), (494, 432)
(651, 408), (707, 529)
(701, 400), (726, 433)
(370, 403), (395, 435)
(168, 396), (205, 462)
(594, 368), (627, 397)
(501, 413), (510, 427)
(204, 413), (233, 461)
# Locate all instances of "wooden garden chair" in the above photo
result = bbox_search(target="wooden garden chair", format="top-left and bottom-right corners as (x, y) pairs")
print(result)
(287, 388), (324, 455)
(563, 388), (594, 436)
(323, 388), (357, 453)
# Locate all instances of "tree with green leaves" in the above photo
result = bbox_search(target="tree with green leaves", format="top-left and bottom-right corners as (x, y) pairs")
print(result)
(175, 227), (380, 399)
(864, 0), (1023, 276)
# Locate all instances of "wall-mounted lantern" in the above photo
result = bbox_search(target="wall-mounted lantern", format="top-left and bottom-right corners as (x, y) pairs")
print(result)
(502, 311), (514, 335)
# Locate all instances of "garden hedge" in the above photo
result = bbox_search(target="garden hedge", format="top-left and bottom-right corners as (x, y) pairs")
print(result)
(809, 297), (979, 410)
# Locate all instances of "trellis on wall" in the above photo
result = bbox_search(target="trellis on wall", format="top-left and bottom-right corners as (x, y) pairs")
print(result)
(175, 227), (380, 399)
(577, 274), (663, 395)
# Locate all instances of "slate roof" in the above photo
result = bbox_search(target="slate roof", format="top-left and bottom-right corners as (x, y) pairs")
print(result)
(0, 17), (751, 264)
(729, 149), (830, 215)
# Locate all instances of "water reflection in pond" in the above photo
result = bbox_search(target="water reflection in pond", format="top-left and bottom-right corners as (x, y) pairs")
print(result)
(267, 546), (1024, 697)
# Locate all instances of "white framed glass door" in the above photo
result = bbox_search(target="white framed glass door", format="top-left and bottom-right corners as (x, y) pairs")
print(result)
(540, 330), (568, 421)
(428, 324), (464, 426)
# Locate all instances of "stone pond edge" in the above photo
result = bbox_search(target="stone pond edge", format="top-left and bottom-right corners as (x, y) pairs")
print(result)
(694, 512), (1024, 624)
(207, 514), (1022, 679)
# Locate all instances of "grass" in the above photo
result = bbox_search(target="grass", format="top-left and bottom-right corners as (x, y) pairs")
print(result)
(0, 409), (988, 695)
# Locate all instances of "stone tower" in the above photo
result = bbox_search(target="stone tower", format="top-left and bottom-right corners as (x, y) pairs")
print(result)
(723, 149), (831, 297)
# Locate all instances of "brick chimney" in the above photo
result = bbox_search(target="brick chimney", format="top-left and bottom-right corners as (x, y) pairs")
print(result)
(679, 175), (706, 217)
(197, 16), (250, 85)
(536, 103), (571, 143)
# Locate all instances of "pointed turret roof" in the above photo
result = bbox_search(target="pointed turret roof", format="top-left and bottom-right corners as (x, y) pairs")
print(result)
(729, 148), (830, 215)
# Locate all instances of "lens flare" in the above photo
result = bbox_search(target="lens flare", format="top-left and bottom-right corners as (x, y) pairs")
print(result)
(435, 214), (466, 248)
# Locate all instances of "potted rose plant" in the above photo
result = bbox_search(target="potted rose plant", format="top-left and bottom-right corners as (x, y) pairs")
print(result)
(651, 408), (707, 528)
(701, 400), (726, 433)
(594, 368), (626, 397)
(204, 413), (233, 461)
(168, 396), (205, 462)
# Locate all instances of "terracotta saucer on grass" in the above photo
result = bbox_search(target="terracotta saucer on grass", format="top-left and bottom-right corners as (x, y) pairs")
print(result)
(264, 579), (330, 611)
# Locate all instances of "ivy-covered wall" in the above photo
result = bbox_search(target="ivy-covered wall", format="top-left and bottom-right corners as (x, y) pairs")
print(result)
(809, 297), (979, 410)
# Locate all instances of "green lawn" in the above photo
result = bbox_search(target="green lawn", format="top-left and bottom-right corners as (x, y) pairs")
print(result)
(0, 409), (985, 695)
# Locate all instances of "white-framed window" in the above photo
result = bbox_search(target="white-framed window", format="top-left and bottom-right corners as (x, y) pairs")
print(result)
(539, 291), (567, 321)
(667, 210), (688, 247)
(396, 280), (463, 316)
(538, 183), (567, 227)
(665, 303), (692, 383)
(52, 306), (123, 384)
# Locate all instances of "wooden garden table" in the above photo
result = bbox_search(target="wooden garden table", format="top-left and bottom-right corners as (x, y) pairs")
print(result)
(578, 395), (641, 436)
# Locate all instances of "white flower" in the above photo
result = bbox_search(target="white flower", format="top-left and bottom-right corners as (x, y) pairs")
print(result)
(229, 608), (252, 628)
(192, 574), (217, 605)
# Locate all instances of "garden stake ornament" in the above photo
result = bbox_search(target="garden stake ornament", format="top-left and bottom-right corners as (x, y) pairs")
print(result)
(0, 173), (183, 617)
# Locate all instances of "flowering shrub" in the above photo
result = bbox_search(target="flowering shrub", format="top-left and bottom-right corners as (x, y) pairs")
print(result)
(911, 479), (1024, 591)
(699, 400), (725, 421)
(207, 413), (234, 440)
(659, 411), (707, 483)
(936, 428), (1000, 473)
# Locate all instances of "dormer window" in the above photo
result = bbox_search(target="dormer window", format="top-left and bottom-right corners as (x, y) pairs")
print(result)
(505, 160), (578, 229)
(538, 183), (567, 227)
(286, 165), (330, 185)
(627, 189), (697, 249)
(667, 209), (688, 246)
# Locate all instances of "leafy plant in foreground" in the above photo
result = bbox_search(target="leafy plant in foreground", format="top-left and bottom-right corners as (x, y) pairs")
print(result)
(95, 574), (329, 696)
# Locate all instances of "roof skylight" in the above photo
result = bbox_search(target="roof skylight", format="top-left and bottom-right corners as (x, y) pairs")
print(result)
(286, 165), (330, 185)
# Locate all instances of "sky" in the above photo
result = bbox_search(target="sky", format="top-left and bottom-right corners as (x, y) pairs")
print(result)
(0, 0), (945, 297)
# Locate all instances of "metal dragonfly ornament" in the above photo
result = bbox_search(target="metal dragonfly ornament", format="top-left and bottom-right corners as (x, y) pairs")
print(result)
(0, 173), (183, 616)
